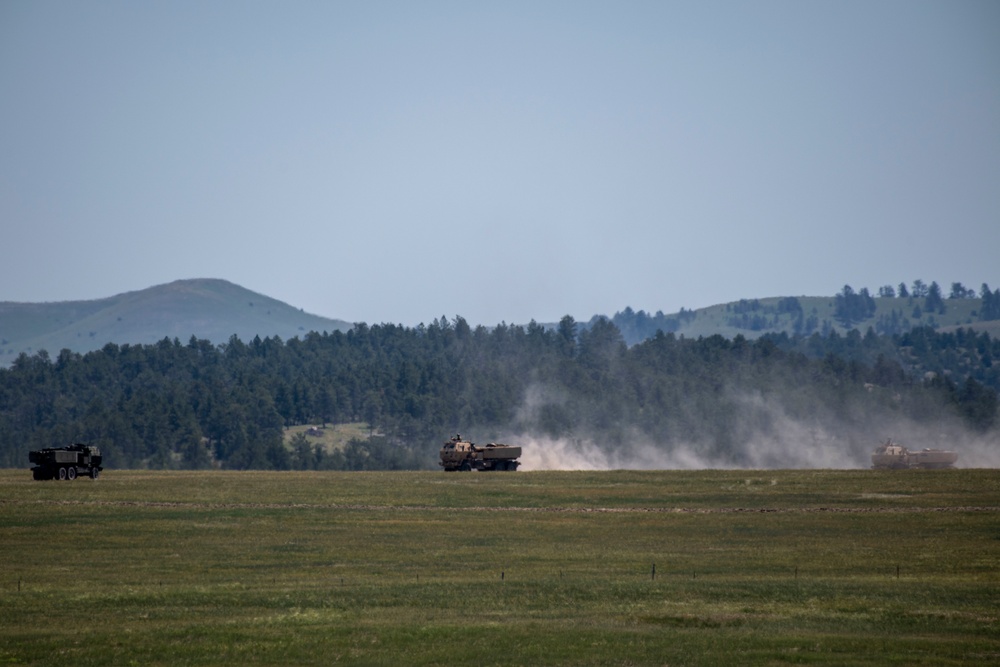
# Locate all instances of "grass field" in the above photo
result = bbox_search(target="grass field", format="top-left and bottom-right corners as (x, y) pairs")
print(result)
(1, 468), (998, 666)
(283, 422), (374, 453)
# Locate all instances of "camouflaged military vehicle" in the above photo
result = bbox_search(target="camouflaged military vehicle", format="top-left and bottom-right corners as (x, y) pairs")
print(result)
(871, 439), (957, 469)
(29, 443), (103, 480)
(439, 435), (521, 471)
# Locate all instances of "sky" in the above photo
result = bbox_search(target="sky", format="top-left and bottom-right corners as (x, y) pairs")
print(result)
(2, 1), (998, 327)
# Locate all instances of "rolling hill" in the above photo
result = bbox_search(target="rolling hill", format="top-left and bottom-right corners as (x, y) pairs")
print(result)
(4, 279), (997, 367)
(599, 295), (996, 346)
(0, 279), (352, 366)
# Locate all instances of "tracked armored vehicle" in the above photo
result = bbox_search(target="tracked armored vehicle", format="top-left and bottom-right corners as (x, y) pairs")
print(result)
(30, 444), (103, 480)
(439, 435), (521, 472)
(871, 439), (957, 469)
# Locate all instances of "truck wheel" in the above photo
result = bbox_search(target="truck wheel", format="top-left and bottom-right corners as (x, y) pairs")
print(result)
(57, 467), (67, 481)
(67, 467), (77, 481)
(91, 468), (100, 480)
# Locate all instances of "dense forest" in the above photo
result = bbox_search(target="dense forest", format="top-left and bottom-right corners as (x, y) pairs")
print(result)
(1, 313), (997, 470)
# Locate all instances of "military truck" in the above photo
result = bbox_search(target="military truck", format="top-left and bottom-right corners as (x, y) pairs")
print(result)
(439, 435), (521, 471)
(29, 444), (103, 480)
(871, 439), (957, 469)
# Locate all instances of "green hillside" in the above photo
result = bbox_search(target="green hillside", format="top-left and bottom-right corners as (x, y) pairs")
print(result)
(606, 293), (995, 346)
(5, 279), (998, 368)
(677, 296), (982, 338)
(0, 279), (352, 366)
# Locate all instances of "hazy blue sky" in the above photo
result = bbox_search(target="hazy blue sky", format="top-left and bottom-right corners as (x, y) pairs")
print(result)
(2, 1), (998, 326)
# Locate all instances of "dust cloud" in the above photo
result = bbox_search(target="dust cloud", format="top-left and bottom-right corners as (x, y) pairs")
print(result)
(517, 430), (1000, 471)
(517, 436), (728, 471)
(509, 384), (999, 471)
(515, 434), (857, 472)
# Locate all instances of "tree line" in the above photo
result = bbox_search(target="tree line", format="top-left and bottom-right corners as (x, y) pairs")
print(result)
(0, 317), (996, 471)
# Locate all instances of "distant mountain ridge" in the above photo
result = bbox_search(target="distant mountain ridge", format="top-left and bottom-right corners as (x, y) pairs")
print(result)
(0, 279), (352, 366)
(4, 279), (998, 367)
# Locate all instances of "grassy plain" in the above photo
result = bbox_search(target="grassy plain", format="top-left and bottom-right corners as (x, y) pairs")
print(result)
(1, 468), (998, 666)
